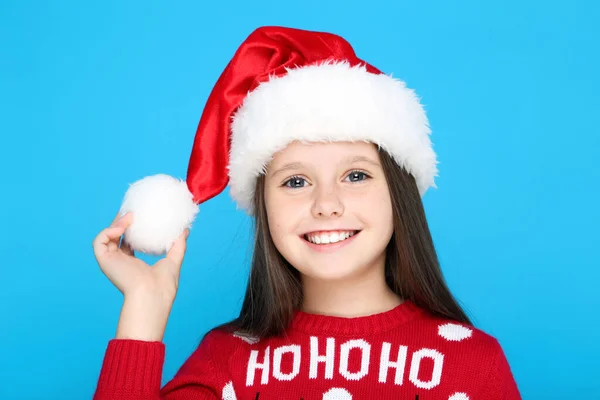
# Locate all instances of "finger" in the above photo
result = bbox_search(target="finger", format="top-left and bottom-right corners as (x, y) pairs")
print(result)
(110, 210), (125, 226)
(92, 225), (127, 258)
(120, 237), (135, 257)
(108, 213), (133, 252)
(164, 229), (189, 271)
(110, 211), (131, 228)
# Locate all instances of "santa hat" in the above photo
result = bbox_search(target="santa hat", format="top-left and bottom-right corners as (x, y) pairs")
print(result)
(119, 26), (438, 255)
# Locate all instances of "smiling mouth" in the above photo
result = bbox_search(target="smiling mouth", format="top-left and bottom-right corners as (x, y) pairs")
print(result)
(302, 230), (361, 245)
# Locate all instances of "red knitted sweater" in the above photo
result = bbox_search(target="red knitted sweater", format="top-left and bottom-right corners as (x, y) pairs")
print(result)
(93, 301), (521, 399)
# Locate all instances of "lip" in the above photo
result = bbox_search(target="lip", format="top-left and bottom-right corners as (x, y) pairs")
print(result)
(301, 230), (361, 253)
(301, 228), (360, 236)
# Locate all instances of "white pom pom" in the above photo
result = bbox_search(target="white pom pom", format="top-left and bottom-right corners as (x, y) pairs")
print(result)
(118, 174), (199, 255)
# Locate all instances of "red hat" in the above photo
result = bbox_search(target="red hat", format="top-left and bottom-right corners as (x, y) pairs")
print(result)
(119, 26), (437, 255)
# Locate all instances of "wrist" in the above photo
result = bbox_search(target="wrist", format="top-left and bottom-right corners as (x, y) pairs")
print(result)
(115, 292), (174, 342)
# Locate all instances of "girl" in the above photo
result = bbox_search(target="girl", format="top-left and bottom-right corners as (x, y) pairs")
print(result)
(92, 26), (521, 399)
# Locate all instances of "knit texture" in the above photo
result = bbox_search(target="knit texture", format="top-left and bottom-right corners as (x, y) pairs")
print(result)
(93, 301), (521, 399)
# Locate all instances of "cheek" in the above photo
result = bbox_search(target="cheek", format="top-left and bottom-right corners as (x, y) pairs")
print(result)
(267, 210), (301, 261)
(355, 186), (393, 233)
(265, 193), (298, 248)
(380, 192), (394, 228)
(380, 199), (394, 237)
(268, 212), (286, 242)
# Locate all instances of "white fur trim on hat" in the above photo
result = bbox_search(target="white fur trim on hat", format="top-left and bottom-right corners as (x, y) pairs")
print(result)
(229, 61), (438, 213)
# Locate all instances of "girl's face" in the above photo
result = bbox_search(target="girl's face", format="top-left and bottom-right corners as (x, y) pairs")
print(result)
(264, 141), (394, 282)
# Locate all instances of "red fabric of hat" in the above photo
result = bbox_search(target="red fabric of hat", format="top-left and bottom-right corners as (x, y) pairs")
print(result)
(187, 26), (381, 206)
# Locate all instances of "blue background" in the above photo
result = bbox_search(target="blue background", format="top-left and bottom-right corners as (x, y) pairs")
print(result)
(1, 1), (598, 398)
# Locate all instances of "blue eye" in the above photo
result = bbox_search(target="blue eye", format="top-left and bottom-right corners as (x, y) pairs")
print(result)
(345, 170), (370, 182)
(284, 176), (306, 188)
(283, 171), (370, 188)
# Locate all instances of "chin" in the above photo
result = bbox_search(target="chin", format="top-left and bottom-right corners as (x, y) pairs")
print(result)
(300, 259), (371, 283)
(279, 233), (388, 283)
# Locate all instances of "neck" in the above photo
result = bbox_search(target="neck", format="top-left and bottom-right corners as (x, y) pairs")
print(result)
(300, 260), (402, 318)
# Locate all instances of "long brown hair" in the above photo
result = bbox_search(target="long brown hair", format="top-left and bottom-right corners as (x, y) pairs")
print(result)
(215, 146), (472, 338)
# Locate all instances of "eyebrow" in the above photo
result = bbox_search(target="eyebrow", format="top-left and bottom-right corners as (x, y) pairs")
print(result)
(346, 155), (381, 168)
(269, 155), (381, 179)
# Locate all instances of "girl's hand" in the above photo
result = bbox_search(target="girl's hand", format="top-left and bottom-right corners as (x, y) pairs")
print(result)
(92, 212), (190, 341)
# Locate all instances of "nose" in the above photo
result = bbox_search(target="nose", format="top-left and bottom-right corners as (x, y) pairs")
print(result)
(311, 184), (344, 218)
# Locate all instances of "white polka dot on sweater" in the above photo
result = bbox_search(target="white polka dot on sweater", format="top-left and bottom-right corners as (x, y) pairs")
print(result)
(448, 392), (469, 400)
(438, 323), (472, 341)
(222, 381), (237, 400)
(322, 387), (353, 400)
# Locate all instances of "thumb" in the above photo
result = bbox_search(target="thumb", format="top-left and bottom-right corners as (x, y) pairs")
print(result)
(165, 229), (189, 269)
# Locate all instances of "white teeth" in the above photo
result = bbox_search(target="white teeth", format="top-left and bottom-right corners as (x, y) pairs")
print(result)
(306, 231), (356, 245)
